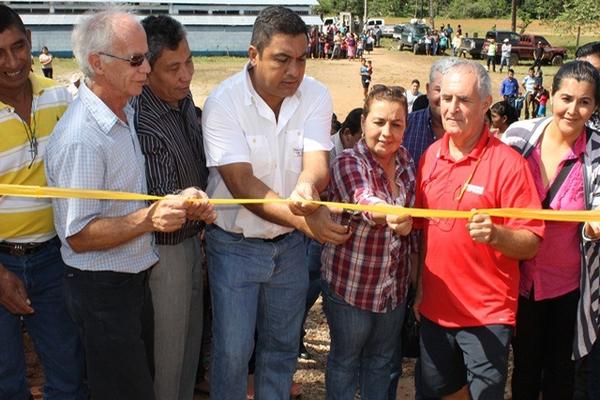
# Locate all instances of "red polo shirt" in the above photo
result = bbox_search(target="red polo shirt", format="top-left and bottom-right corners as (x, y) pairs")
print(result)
(416, 127), (544, 327)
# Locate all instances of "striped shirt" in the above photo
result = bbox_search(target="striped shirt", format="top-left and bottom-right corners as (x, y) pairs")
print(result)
(321, 139), (416, 313)
(132, 86), (208, 245)
(0, 73), (70, 243)
(46, 82), (158, 273)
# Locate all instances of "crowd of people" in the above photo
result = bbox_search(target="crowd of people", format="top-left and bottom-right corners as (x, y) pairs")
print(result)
(2, 3), (600, 400)
(308, 24), (379, 61)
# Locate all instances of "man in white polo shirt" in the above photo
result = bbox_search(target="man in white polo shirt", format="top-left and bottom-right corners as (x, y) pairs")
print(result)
(202, 6), (351, 399)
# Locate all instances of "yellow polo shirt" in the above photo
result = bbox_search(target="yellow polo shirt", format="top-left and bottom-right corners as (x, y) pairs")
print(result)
(0, 73), (70, 242)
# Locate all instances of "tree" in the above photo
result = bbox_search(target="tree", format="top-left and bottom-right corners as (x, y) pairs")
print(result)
(554, 0), (600, 33)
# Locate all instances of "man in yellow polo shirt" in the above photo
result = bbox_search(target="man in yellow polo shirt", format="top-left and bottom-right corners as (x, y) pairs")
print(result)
(0, 5), (86, 399)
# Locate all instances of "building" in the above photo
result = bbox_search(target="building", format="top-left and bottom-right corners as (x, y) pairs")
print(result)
(5, 0), (321, 56)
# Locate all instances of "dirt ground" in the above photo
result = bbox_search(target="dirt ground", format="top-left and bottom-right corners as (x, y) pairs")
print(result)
(26, 45), (542, 399)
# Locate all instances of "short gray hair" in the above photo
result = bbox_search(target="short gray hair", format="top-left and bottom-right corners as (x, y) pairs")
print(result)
(71, 9), (135, 78)
(429, 57), (460, 84)
(443, 59), (492, 99)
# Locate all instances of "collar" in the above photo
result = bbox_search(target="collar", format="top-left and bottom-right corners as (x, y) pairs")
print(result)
(440, 124), (491, 161)
(139, 85), (192, 116)
(355, 138), (410, 182)
(78, 81), (133, 135)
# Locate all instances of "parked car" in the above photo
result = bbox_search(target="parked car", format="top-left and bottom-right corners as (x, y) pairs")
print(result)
(481, 31), (567, 66)
(458, 37), (485, 59)
(366, 18), (395, 38)
(395, 22), (430, 54)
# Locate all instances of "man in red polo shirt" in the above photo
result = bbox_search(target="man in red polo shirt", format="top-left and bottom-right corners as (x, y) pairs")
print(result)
(414, 60), (544, 400)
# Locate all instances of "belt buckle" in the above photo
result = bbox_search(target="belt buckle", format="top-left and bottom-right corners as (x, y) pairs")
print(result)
(9, 244), (27, 257)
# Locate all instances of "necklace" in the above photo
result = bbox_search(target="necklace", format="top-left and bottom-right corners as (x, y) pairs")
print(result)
(20, 96), (38, 169)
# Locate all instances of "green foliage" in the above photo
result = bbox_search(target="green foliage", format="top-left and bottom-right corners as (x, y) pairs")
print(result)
(444, 0), (511, 19)
(518, 0), (562, 20)
(554, 0), (600, 33)
(314, 0), (412, 18)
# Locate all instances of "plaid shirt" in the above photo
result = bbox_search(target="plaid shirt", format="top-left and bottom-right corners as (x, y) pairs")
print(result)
(402, 107), (436, 167)
(321, 139), (417, 313)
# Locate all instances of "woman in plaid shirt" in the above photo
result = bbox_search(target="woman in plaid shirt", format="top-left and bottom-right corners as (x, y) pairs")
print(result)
(321, 85), (417, 399)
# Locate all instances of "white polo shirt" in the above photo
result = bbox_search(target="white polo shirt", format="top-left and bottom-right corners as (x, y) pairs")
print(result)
(202, 64), (333, 239)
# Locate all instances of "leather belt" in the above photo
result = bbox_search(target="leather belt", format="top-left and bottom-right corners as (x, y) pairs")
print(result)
(0, 237), (59, 257)
(261, 233), (291, 243)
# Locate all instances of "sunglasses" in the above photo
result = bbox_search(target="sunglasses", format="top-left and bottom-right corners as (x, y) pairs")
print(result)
(98, 51), (148, 67)
(370, 84), (406, 96)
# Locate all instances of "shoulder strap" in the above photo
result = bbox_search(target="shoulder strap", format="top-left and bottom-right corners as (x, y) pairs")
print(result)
(542, 157), (578, 209)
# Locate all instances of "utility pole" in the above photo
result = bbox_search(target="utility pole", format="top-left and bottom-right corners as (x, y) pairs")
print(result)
(511, 0), (517, 31)
(429, 0), (434, 29)
(363, 0), (367, 26)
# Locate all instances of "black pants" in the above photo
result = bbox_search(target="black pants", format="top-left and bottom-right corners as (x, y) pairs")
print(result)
(486, 55), (496, 72)
(64, 266), (155, 400)
(512, 289), (580, 400)
(42, 68), (53, 79)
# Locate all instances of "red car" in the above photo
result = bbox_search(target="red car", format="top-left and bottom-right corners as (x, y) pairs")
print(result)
(482, 31), (567, 66)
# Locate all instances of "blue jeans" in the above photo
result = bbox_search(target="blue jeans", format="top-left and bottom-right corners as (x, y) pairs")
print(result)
(303, 238), (323, 328)
(0, 239), (86, 400)
(322, 282), (406, 400)
(205, 226), (308, 400)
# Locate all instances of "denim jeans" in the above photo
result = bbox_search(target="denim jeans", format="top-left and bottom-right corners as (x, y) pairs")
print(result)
(322, 282), (406, 400)
(301, 237), (323, 336)
(205, 226), (307, 400)
(499, 55), (510, 71)
(0, 238), (86, 400)
(63, 266), (155, 400)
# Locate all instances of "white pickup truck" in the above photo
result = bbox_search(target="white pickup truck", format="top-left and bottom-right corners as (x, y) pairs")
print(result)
(366, 18), (394, 37)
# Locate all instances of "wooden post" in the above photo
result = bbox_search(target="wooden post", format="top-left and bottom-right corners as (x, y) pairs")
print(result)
(511, 0), (517, 32)
(576, 26), (581, 49)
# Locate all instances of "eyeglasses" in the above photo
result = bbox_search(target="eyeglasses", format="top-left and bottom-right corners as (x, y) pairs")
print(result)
(98, 51), (148, 67)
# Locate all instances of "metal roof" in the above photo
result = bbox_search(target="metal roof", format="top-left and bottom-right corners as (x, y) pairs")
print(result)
(21, 13), (322, 25)
(6, 0), (318, 5)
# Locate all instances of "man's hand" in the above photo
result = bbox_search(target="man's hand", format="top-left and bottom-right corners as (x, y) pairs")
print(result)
(585, 221), (600, 240)
(303, 206), (352, 244)
(289, 182), (321, 216)
(467, 212), (496, 244)
(386, 214), (413, 236)
(179, 187), (217, 224)
(147, 196), (188, 233)
(0, 265), (33, 315)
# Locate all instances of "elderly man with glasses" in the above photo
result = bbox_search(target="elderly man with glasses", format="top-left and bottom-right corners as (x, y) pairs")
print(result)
(45, 10), (211, 400)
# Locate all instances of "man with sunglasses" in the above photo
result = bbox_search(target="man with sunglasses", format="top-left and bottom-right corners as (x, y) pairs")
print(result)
(413, 60), (544, 400)
(202, 6), (351, 399)
(45, 10), (207, 400)
(0, 5), (87, 399)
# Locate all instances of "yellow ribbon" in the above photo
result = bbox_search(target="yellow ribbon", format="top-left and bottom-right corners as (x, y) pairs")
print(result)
(1, 183), (600, 223)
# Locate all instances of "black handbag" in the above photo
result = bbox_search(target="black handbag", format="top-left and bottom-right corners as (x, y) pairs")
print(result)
(401, 286), (420, 358)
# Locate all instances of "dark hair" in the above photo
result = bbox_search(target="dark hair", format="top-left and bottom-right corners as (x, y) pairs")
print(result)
(412, 94), (429, 112)
(251, 6), (307, 55)
(576, 41), (600, 59)
(141, 15), (187, 67)
(411, 79), (420, 85)
(528, 67), (535, 72)
(552, 60), (600, 107)
(490, 101), (518, 125)
(0, 5), (26, 35)
(508, 68), (514, 74)
(340, 108), (363, 136)
(363, 84), (408, 123)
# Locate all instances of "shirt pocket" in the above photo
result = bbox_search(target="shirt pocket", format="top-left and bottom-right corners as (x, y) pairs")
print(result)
(247, 134), (271, 179)
(284, 129), (304, 174)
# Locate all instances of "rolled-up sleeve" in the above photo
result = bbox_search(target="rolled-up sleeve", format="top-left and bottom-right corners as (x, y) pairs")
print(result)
(49, 142), (104, 238)
(332, 154), (387, 226)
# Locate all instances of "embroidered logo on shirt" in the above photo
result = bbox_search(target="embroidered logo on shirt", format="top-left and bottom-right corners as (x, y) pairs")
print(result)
(466, 184), (484, 195)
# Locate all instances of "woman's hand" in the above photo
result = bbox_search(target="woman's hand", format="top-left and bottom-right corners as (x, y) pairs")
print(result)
(386, 214), (412, 236)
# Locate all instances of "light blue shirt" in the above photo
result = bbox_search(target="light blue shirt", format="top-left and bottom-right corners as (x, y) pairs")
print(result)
(45, 82), (158, 273)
